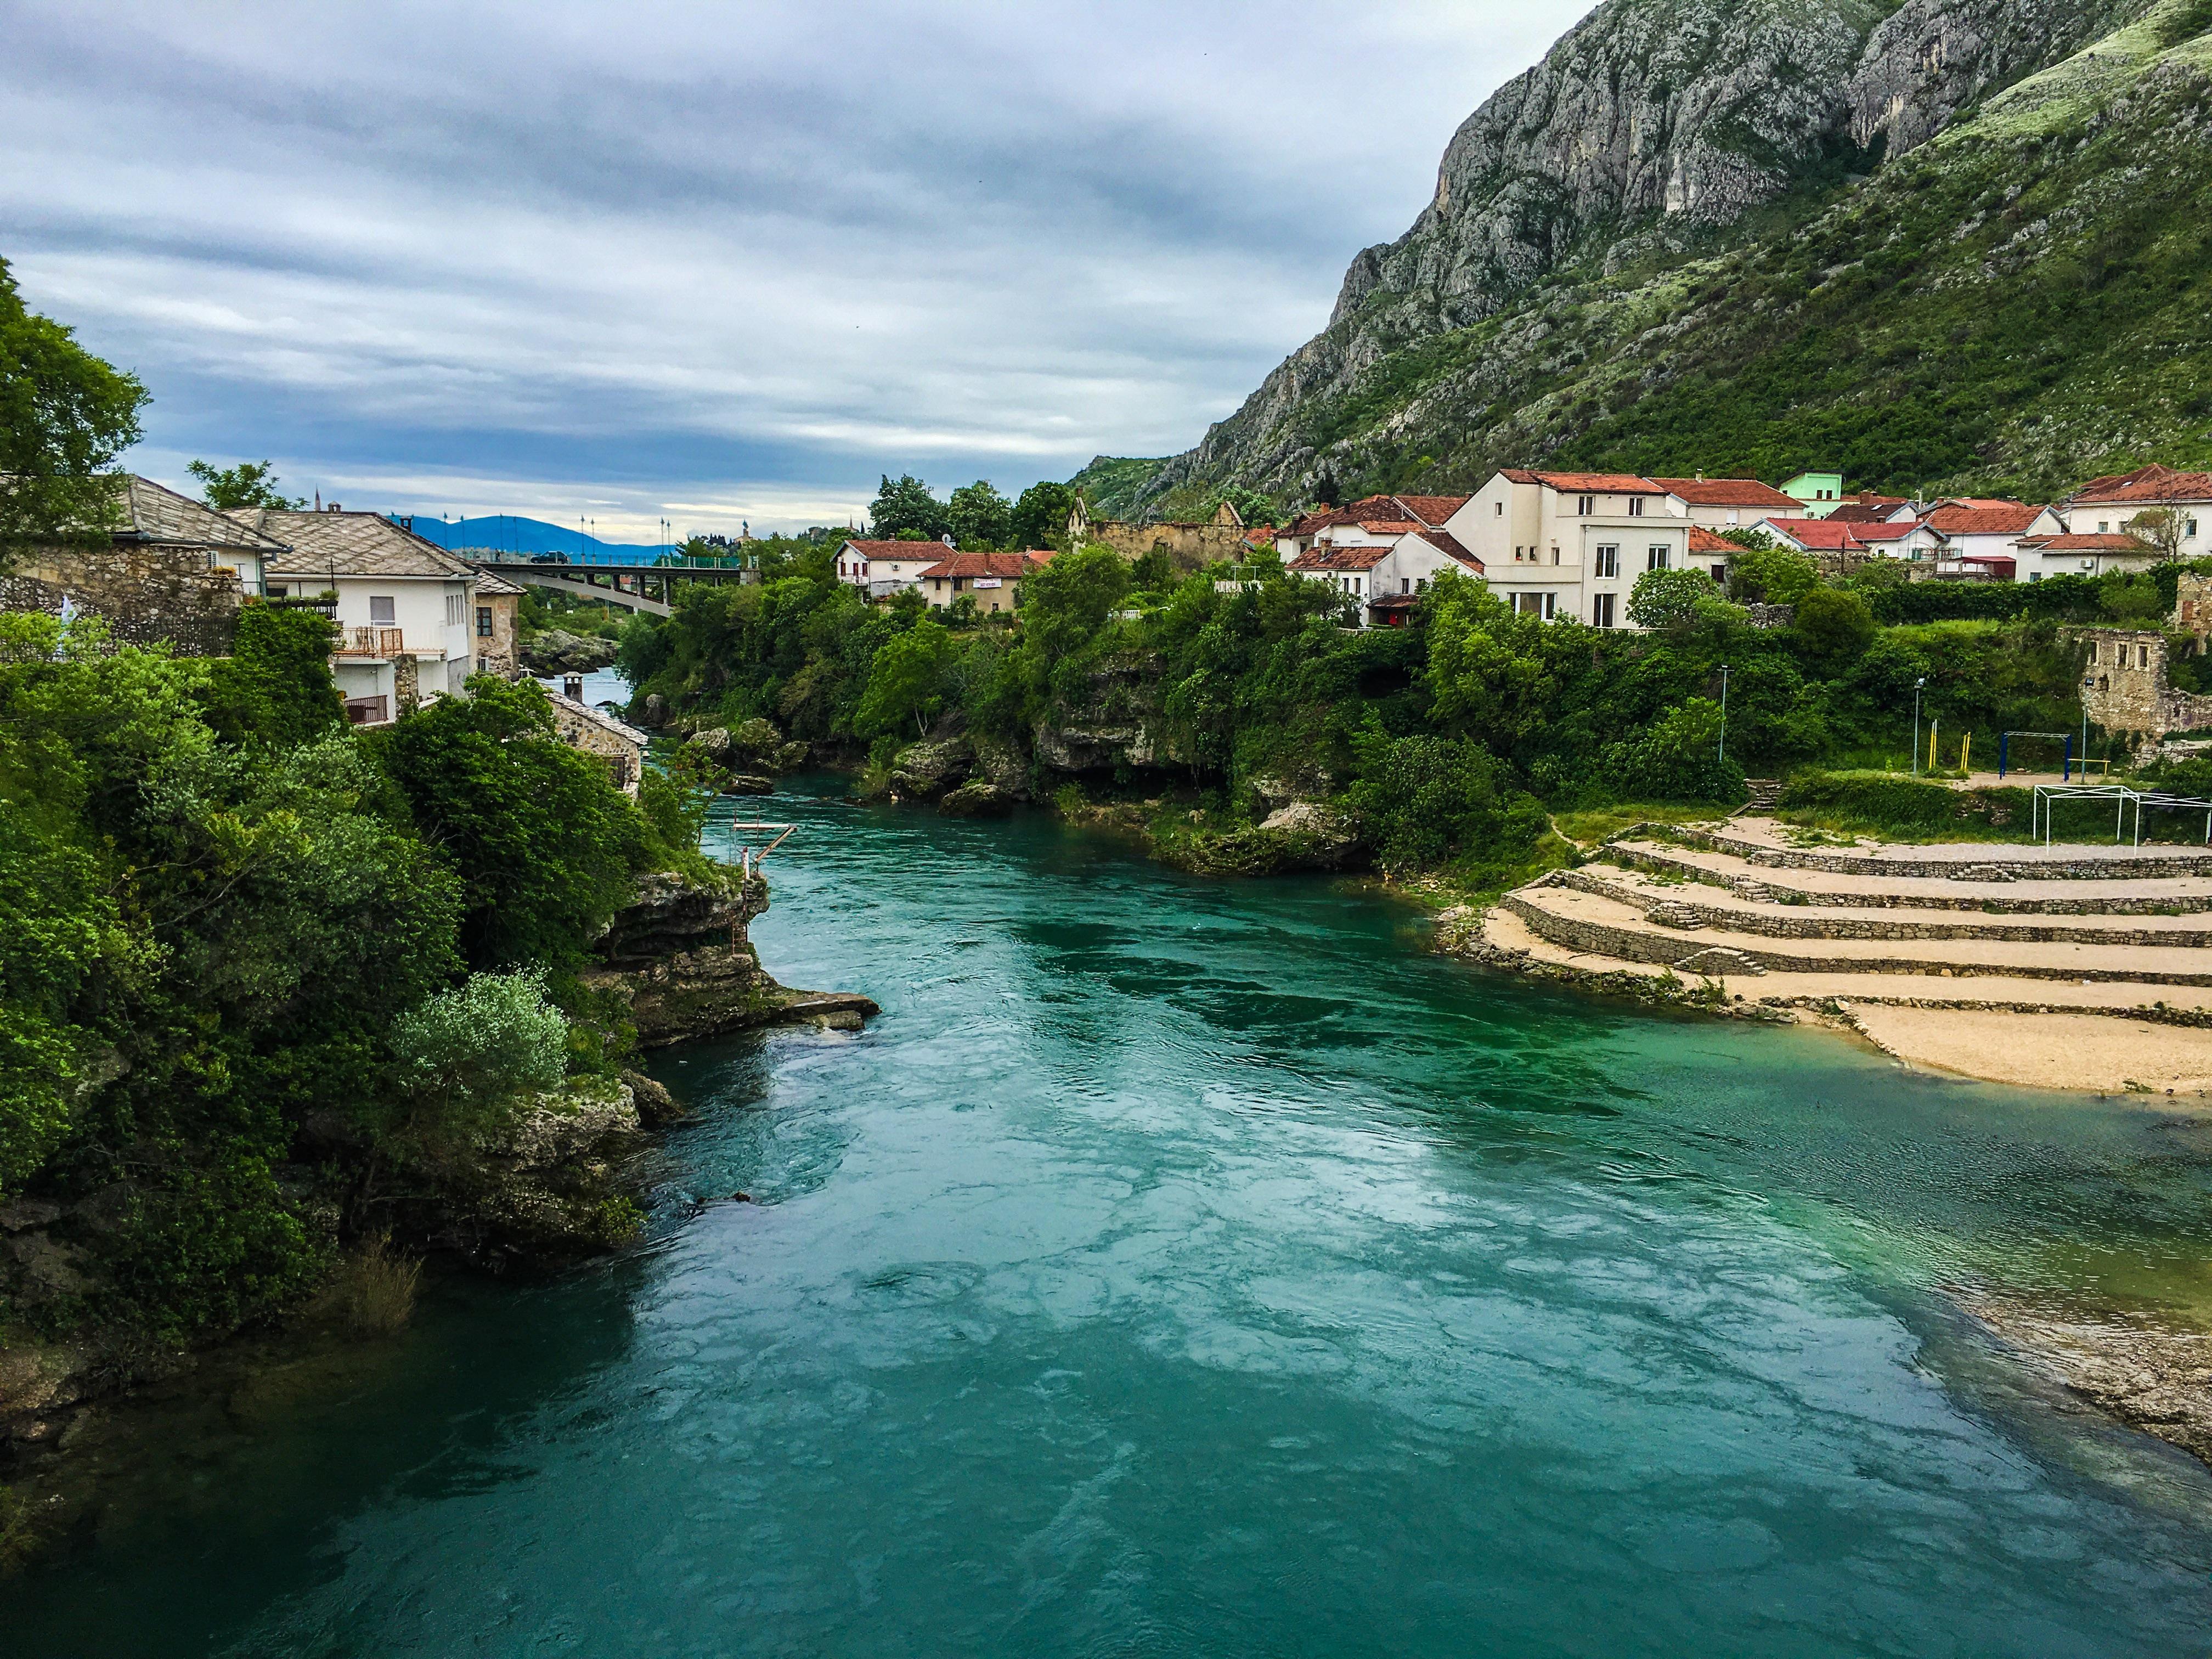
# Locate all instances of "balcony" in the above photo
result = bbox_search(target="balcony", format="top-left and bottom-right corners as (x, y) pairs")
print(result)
(338, 626), (405, 657)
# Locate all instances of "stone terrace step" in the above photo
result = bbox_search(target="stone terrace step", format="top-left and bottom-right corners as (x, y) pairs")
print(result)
(1669, 819), (2212, 882)
(1561, 864), (2212, 947)
(1611, 838), (2212, 915)
(1503, 882), (2212, 986)
(1476, 908), (2212, 1017)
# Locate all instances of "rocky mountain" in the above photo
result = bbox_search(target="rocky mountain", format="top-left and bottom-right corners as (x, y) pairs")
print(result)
(1119, 0), (2204, 513)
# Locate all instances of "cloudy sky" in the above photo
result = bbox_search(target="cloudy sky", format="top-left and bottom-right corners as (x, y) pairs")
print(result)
(3, 1), (1585, 537)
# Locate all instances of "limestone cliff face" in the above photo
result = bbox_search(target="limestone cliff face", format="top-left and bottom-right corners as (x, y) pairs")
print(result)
(1139, 0), (2153, 506)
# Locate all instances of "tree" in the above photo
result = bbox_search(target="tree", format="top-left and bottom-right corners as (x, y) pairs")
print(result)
(0, 255), (148, 570)
(1726, 543), (1818, 605)
(1790, 586), (1877, 670)
(1011, 481), (1076, 550)
(376, 968), (568, 1156)
(1017, 544), (1131, 666)
(375, 677), (646, 969)
(869, 474), (949, 540)
(198, 603), (345, 747)
(946, 481), (1013, 550)
(1627, 567), (1719, 630)
(1598, 697), (1746, 804)
(187, 459), (303, 510)
(1216, 486), (1278, 527)
(2126, 507), (2183, 561)
(855, 620), (956, 737)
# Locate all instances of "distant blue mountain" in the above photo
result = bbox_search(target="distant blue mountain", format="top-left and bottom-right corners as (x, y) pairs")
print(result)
(401, 515), (677, 565)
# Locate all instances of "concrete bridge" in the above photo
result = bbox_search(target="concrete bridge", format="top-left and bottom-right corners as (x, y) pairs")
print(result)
(462, 551), (759, 616)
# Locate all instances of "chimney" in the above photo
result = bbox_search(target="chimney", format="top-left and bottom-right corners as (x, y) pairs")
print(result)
(563, 674), (584, 701)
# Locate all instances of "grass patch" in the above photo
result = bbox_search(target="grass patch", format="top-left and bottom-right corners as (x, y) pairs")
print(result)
(1551, 804), (1734, 849)
(321, 1235), (422, 1338)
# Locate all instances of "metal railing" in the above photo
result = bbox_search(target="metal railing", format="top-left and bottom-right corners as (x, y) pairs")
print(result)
(726, 821), (797, 882)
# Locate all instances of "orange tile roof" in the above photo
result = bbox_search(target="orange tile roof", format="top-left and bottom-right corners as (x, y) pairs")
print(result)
(1921, 502), (2048, 535)
(2018, 533), (2158, 552)
(1290, 544), (1391, 573)
(1390, 494), (1472, 526)
(844, 539), (949, 560)
(1686, 526), (1737, 554)
(1765, 517), (1875, 551)
(1413, 529), (1482, 571)
(1654, 478), (1799, 509)
(916, 551), (1046, 580)
(1528, 471), (1663, 495)
(2066, 464), (2212, 506)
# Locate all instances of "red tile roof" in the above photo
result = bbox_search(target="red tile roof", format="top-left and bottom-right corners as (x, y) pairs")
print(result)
(1290, 544), (1392, 573)
(1412, 529), (1482, 571)
(2017, 533), (2158, 552)
(1654, 477), (1799, 509)
(1921, 502), (2049, 535)
(844, 539), (949, 560)
(1686, 526), (1738, 555)
(1389, 494), (1472, 526)
(1826, 502), (1903, 523)
(916, 551), (1046, 580)
(1847, 520), (1929, 543)
(1527, 471), (1663, 495)
(2067, 464), (2212, 506)
(1764, 517), (1876, 551)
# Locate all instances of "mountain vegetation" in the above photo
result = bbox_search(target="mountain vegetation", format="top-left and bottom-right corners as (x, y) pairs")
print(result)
(1113, 0), (2212, 514)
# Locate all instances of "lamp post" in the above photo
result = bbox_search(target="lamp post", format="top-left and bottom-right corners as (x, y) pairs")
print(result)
(1717, 664), (1730, 765)
(1911, 676), (1927, 776)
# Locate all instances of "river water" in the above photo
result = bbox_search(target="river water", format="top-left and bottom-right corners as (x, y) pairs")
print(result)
(10, 781), (2212, 1656)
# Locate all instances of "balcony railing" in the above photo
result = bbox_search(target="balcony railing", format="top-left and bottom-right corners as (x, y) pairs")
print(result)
(338, 626), (405, 656)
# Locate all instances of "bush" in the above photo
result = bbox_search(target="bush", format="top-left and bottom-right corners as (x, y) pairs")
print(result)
(326, 1234), (422, 1336)
(1628, 567), (1719, 630)
(1776, 769), (2030, 834)
(1345, 728), (1553, 886)
(376, 968), (568, 1155)
(1597, 698), (1746, 805)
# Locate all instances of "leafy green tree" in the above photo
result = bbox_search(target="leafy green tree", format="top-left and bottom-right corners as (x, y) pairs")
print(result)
(869, 474), (949, 540)
(1011, 480), (1076, 549)
(855, 620), (955, 737)
(1216, 486), (1278, 527)
(1725, 543), (1818, 604)
(1017, 544), (1132, 667)
(0, 255), (148, 569)
(376, 677), (646, 969)
(1598, 697), (1745, 803)
(1628, 567), (1720, 630)
(199, 603), (345, 747)
(375, 967), (568, 1156)
(1345, 724), (1550, 885)
(186, 459), (303, 510)
(947, 480), (1013, 549)
(1791, 587), (1877, 670)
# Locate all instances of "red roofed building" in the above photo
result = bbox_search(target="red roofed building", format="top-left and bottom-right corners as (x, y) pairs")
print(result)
(1654, 477), (1801, 530)
(916, 551), (1052, 615)
(2063, 464), (2212, 556)
(1447, 469), (1690, 628)
(837, 537), (952, 594)
(2016, 532), (2163, 579)
(1686, 525), (1737, 584)
(1287, 523), (1483, 627)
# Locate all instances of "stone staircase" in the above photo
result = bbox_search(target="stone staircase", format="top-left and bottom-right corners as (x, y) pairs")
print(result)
(1480, 821), (2212, 1021)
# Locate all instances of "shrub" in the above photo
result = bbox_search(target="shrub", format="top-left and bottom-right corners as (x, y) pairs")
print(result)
(327, 1234), (422, 1336)
(376, 967), (568, 1155)
(1776, 769), (2030, 834)
(1597, 697), (1747, 804)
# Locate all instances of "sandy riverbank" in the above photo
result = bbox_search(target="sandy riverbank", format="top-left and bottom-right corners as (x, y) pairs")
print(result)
(1841, 1005), (2212, 1098)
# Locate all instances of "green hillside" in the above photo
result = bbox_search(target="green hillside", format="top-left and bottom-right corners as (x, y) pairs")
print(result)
(1185, 1), (2212, 506)
(1067, 454), (1169, 517)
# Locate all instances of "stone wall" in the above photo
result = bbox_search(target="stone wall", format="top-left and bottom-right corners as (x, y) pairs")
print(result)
(475, 590), (521, 677)
(2071, 627), (2212, 741)
(2, 542), (240, 656)
(547, 690), (645, 790)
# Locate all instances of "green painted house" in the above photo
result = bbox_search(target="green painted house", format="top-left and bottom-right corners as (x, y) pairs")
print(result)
(1779, 472), (1845, 517)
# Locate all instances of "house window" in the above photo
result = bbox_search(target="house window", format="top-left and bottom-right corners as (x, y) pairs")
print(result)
(1594, 545), (1619, 578)
(1592, 592), (1616, 629)
(1401, 577), (1411, 593)
(2097, 521), (2110, 533)
(369, 596), (396, 624)
(2190, 518), (2200, 539)
(2141, 644), (2152, 668)
(1647, 545), (1670, 571)
(1711, 564), (1728, 584)
(1494, 501), (1504, 516)
(1727, 510), (1740, 527)
(1629, 498), (1645, 518)
(476, 606), (493, 636)
(1577, 495), (1594, 516)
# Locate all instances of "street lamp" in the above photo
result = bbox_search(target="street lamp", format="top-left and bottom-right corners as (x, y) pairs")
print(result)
(1911, 676), (1927, 776)
(1717, 664), (1730, 765)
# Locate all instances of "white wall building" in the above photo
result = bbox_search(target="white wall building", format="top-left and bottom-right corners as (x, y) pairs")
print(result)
(837, 538), (953, 597)
(1442, 471), (1691, 628)
(2062, 464), (2212, 554)
(1288, 524), (1483, 625)
(1653, 476), (1802, 531)
(235, 509), (486, 723)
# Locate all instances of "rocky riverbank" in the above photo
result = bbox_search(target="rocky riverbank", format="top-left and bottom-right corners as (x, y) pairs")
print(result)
(0, 864), (873, 1558)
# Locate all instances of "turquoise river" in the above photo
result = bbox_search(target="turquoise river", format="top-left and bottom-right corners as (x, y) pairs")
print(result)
(8, 781), (2212, 1656)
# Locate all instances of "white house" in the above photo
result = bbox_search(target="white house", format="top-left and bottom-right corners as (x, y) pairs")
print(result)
(2062, 464), (2212, 554)
(1275, 494), (1470, 562)
(836, 538), (950, 597)
(1653, 476), (1801, 531)
(1441, 471), (1691, 628)
(2014, 532), (2163, 579)
(234, 508), (486, 724)
(1288, 524), (1483, 626)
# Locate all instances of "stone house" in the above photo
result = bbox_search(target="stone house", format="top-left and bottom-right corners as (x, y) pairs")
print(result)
(546, 687), (648, 792)
(2073, 628), (2212, 749)
(233, 507), (493, 724)
(472, 568), (523, 677)
(1068, 499), (1253, 570)
(916, 550), (1051, 615)
(2, 475), (287, 654)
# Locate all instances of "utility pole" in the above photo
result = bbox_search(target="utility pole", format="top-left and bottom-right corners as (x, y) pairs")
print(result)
(1912, 677), (1927, 776)
(1717, 664), (1729, 765)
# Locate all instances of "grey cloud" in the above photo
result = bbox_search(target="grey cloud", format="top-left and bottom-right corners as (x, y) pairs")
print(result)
(2, 0), (1586, 534)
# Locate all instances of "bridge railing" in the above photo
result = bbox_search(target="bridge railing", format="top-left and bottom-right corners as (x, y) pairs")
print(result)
(458, 549), (758, 572)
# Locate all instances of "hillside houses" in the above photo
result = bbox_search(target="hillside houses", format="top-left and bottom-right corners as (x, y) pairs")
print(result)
(2063, 464), (2212, 554)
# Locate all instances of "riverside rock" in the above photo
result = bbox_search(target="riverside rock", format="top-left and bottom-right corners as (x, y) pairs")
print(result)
(518, 628), (618, 674)
(888, 738), (971, 801)
(939, 780), (1013, 818)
